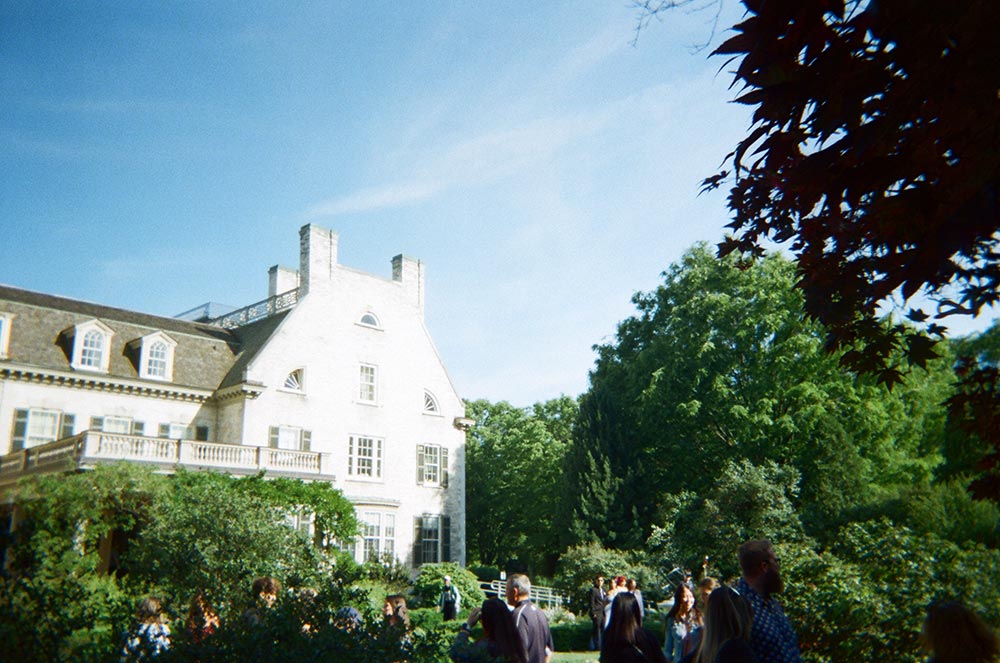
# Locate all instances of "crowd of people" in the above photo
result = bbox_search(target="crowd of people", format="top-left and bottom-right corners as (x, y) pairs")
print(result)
(119, 539), (1000, 663)
(586, 539), (999, 663)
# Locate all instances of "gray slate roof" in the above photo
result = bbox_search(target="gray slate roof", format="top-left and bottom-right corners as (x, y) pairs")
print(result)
(0, 284), (284, 391)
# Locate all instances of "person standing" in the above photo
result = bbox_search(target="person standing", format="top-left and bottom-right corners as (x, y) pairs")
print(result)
(626, 578), (645, 622)
(122, 597), (171, 661)
(589, 575), (607, 650)
(601, 592), (667, 663)
(735, 540), (802, 663)
(439, 574), (462, 621)
(506, 574), (554, 663)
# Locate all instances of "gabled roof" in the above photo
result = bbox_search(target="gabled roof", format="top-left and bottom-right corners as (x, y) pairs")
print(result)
(0, 284), (241, 390)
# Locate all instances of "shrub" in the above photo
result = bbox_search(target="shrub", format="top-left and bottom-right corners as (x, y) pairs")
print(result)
(409, 563), (484, 610)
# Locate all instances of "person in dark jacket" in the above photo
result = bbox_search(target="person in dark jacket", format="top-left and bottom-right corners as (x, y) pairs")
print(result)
(601, 592), (667, 663)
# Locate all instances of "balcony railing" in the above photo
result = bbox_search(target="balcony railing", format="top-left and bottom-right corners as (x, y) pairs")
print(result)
(209, 288), (299, 329)
(0, 432), (334, 487)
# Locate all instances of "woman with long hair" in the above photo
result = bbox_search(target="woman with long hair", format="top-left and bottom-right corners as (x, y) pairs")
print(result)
(664, 584), (702, 662)
(694, 586), (756, 663)
(383, 594), (410, 630)
(185, 592), (219, 645)
(450, 597), (528, 663)
(601, 591), (667, 663)
(923, 601), (1000, 663)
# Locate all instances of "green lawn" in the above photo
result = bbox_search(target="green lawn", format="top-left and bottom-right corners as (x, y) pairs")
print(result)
(553, 652), (600, 663)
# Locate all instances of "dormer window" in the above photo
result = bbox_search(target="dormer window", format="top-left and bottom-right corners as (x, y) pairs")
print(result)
(130, 332), (177, 381)
(358, 312), (381, 329)
(424, 390), (439, 414)
(67, 320), (114, 373)
(0, 312), (13, 359)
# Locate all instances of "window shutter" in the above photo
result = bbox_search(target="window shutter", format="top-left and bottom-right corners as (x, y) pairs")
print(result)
(301, 430), (311, 452)
(60, 413), (76, 439)
(132, 421), (145, 436)
(158, 423), (170, 438)
(441, 447), (449, 488)
(441, 516), (451, 562)
(416, 445), (425, 484)
(376, 439), (383, 478)
(195, 425), (209, 442)
(413, 517), (423, 566)
(90, 416), (104, 431)
(268, 426), (279, 449)
(11, 409), (28, 451)
(348, 436), (354, 475)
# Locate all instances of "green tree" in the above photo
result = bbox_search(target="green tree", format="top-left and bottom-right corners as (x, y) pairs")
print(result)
(564, 245), (950, 547)
(464, 398), (574, 574)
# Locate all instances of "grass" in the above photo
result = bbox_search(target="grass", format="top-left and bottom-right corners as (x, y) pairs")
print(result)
(553, 652), (600, 663)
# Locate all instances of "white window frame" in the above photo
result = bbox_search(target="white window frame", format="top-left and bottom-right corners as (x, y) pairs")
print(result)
(0, 312), (14, 359)
(27, 408), (61, 446)
(360, 511), (396, 563)
(281, 368), (305, 393)
(69, 320), (114, 373)
(358, 364), (378, 404)
(276, 425), (303, 450)
(358, 312), (381, 329)
(102, 416), (133, 434)
(423, 390), (440, 415)
(348, 435), (384, 480)
(137, 332), (177, 381)
(159, 422), (210, 441)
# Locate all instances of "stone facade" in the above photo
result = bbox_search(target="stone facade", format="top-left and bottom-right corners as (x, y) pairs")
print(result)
(0, 224), (467, 569)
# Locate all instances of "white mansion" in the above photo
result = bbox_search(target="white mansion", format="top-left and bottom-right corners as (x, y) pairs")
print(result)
(0, 224), (468, 569)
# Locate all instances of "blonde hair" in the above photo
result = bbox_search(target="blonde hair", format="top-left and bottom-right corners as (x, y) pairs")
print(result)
(697, 586), (753, 663)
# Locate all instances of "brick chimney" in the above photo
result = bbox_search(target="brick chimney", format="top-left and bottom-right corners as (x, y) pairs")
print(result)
(391, 254), (425, 315)
(267, 265), (300, 297)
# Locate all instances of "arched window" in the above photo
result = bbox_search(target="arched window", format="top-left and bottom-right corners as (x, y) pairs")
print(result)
(423, 390), (439, 414)
(146, 341), (168, 378)
(284, 368), (304, 392)
(80, 329), (105, 368)
(359, 312), (380, 328)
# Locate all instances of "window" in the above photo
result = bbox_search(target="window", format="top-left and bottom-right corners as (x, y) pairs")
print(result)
(361, 511), (396, 562)
(359, 364), (377, 403)
(68, 320), (114, 372)
(158, 423), (209, 441)
(268, 426), (311, 451)
(423, 390), (439, 414)
(416, 444), (448, 486)
(134, 332), (177, 381)
(11, 409), (76, 450)
(0, 312), (13, 358)
(359, 312), (380, 328)
(282, 368), (304, 392)
(412, 514), (451, 564)
(348, 435), (383, 479)
(91, 415), (143, 435)
(286, 510), (315, 539)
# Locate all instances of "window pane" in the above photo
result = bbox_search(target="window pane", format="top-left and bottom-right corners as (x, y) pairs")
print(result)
(81, 330), (104, 367)
(103, 416), (132, 434)
(28, 410), (60, 445)
(147, 341), (168, 377)
(277, 426), (301, 450)
(359, 365), (376, 402)
(424, 446), (440, 483)
(284, 369), (303, 391)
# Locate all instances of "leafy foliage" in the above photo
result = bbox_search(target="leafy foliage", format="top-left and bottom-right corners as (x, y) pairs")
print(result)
(465, 398), (576, 574)
(409, 563), (484, 610)
(552, 542), (660, 615)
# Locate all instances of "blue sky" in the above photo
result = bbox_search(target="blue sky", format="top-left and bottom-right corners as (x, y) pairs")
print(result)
(2, 2), (994, 406)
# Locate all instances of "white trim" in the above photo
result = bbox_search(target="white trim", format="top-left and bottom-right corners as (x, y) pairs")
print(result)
(347, 434), (384, 481)
(358, 363), (378, 404)
(67, 320), (114, 373)
(134, 331), (177, 381)
(357, 311), (382, 329)
(0, 312), (14, 359)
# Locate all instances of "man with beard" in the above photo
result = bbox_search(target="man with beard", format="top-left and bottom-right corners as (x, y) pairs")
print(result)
(735, 540), (802, 663)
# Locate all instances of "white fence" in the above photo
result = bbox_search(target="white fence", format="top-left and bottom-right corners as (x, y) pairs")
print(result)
(480, 580), (569, 609)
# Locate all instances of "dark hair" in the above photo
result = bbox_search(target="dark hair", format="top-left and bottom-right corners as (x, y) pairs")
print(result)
(385, 594), (410, 628)
(605, 592), (643, 648)
(251, 576), (281, 597)
(737, 540), (773, 576)
(186, 592), (215, 630)
(667, 582), (700, 621)
(480, 598), (528, 663)
(923, 601), (1000, 663)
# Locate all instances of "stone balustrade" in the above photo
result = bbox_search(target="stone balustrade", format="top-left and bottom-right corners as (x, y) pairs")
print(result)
(0, 431), (334, 488)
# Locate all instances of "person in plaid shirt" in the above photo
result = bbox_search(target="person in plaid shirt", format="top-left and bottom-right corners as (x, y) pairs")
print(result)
(734, 540), (802, 663)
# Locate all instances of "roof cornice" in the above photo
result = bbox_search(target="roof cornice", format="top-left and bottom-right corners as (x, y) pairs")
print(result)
(0, 362), (214, 403)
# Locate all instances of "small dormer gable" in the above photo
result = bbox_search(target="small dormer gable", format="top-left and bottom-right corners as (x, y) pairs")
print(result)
(127, 331), (178, 381)
(64, 319), (115, 373)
